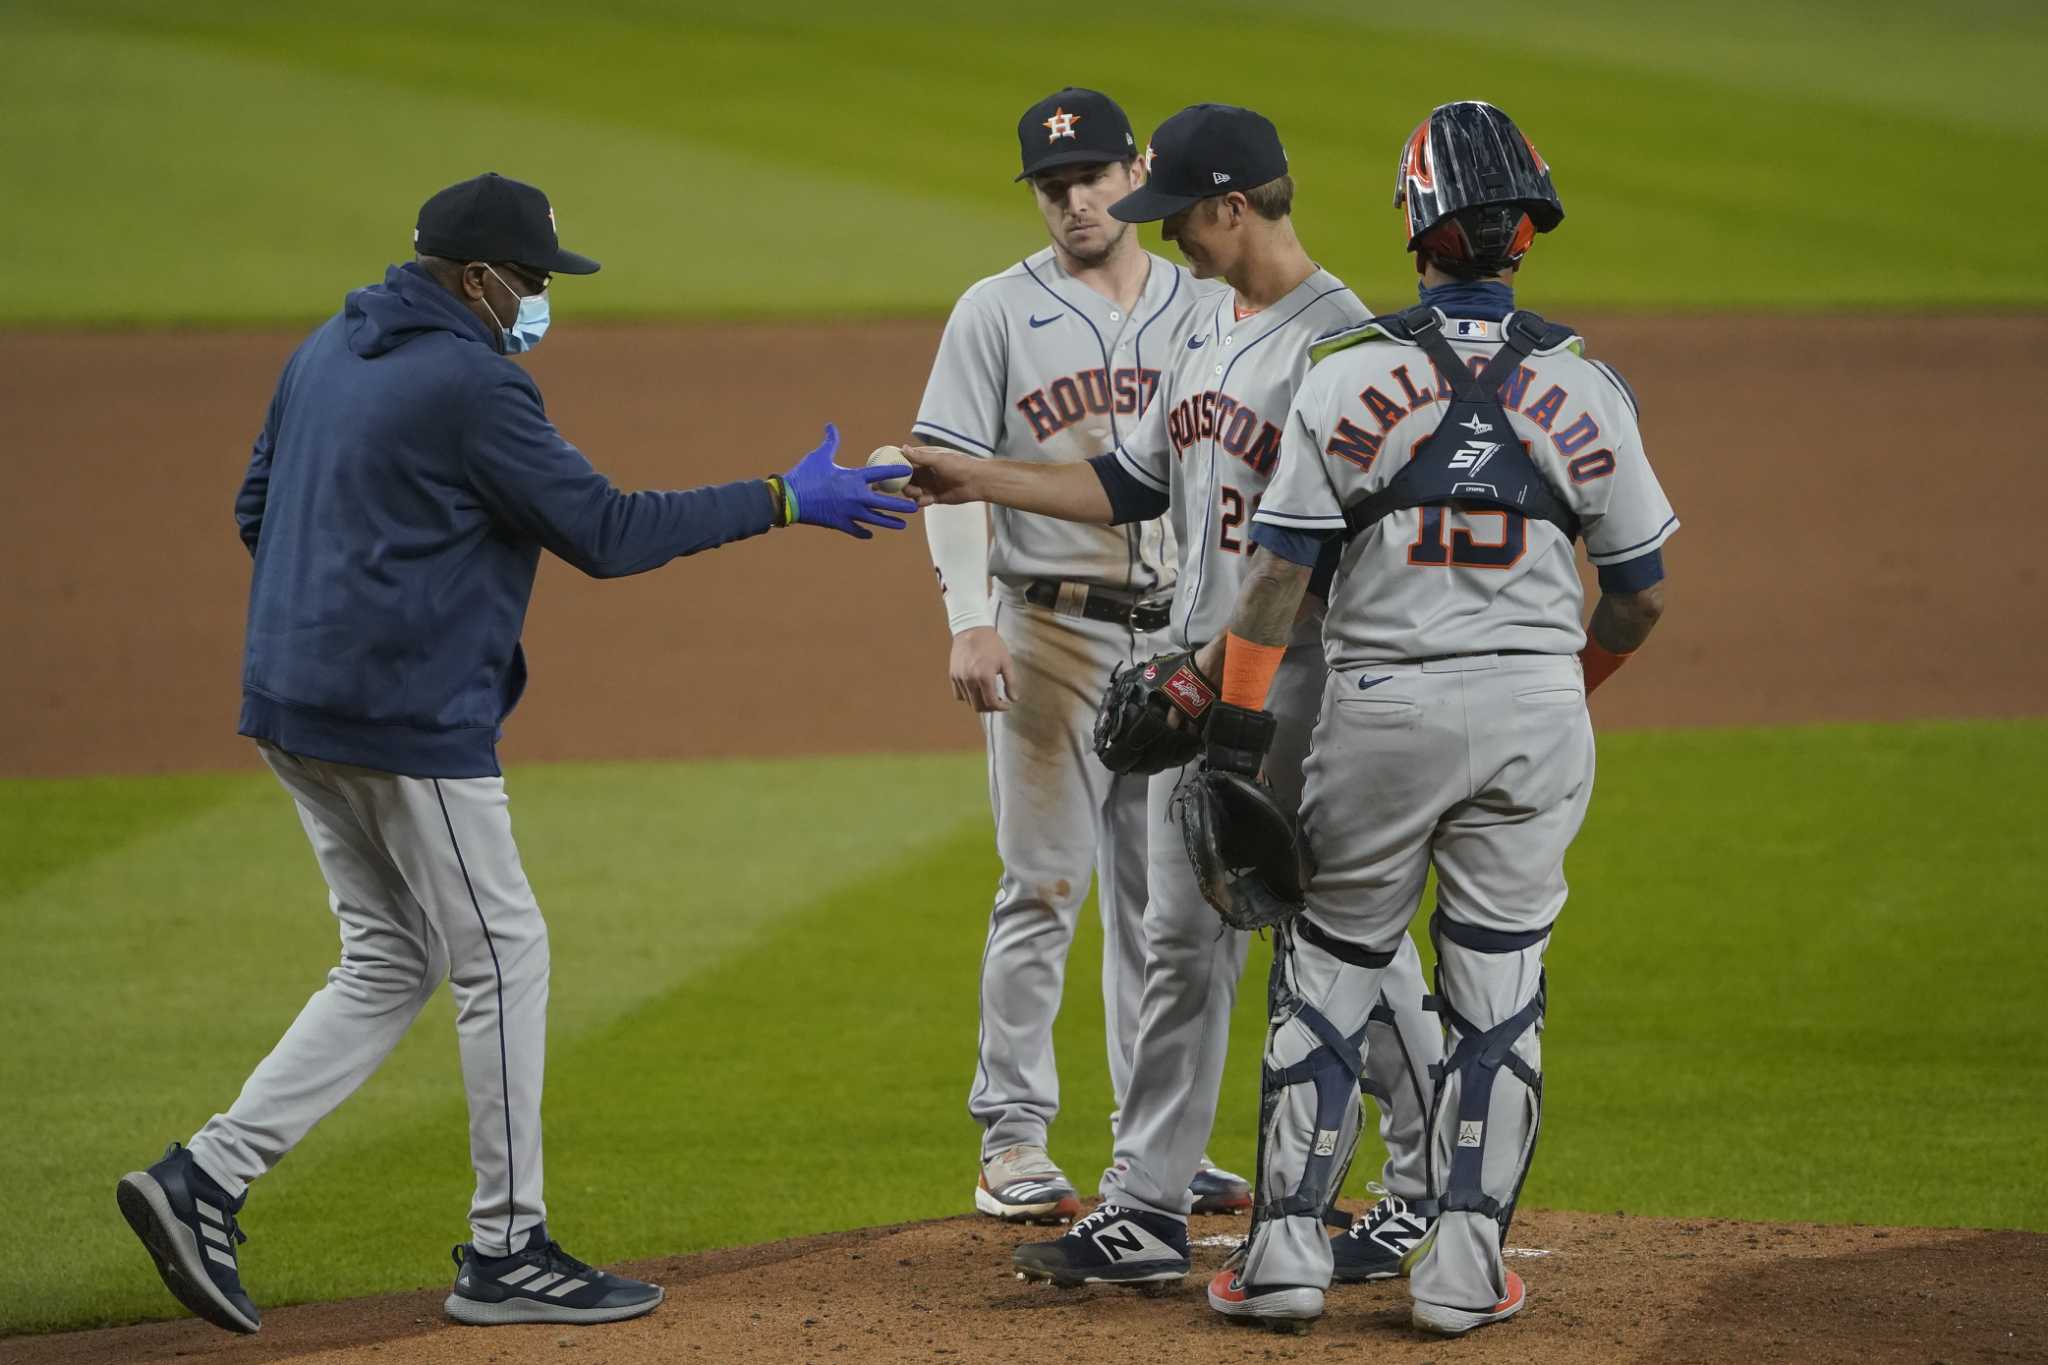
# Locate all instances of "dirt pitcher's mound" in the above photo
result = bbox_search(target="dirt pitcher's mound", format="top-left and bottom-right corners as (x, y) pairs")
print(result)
(15, 1208), (2043, 1365)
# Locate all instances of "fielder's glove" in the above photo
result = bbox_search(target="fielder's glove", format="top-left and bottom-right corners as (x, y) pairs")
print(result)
(1174, 702), (1306, 932)
(1093, 650), (1216, 775)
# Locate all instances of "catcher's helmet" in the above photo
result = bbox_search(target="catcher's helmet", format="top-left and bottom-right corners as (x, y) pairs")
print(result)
(1395, 101), (1562, 275)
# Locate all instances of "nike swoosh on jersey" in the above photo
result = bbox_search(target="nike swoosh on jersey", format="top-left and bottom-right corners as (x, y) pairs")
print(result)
(1187, 335), (1208, 350)
(1028, 313), (1063, 328)
(1357, 674), (1392, 690)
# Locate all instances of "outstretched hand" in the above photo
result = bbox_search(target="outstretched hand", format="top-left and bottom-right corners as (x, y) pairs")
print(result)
(782, 424), (918, 539)
(900, 445), (983, 507)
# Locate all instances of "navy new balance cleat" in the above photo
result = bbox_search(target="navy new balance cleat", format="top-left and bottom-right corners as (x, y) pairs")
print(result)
(447, 1224), (664, 1325)
(1331, 1185), (1434, 1283)
(1013, 1203), (1191, 1287)
(116, 1142), (260, 1334)
(1189, 1158), (1253, 1215)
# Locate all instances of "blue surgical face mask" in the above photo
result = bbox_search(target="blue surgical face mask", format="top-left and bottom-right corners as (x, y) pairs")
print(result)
(484, 266), (551, 353)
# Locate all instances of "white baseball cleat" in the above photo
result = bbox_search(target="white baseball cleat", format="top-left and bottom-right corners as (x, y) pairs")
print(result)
(1411, 1269), (1527, 1336)
(975, 1144), (1082, 1224)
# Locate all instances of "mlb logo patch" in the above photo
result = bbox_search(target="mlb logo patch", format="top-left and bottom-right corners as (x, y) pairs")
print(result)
(1313, 1129), (1340, 1156)
(1457, 1120), (1485, 1147)
(1452, 319), (1492, 339)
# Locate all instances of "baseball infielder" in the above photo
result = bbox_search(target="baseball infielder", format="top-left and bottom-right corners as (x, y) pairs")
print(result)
(915, 87), (1250, 1221)
(1199, 102), (1676, 1335)
(905, 103), (1442, 1288)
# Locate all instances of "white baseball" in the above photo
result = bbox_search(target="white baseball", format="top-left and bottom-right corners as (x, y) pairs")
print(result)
(865, 444), (911, 495)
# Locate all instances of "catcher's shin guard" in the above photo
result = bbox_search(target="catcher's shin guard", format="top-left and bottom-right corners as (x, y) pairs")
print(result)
(1413, 911), (1549, 1313)
(1237, 918), (1390, 1291)
(1361, 933), (1444, 1205)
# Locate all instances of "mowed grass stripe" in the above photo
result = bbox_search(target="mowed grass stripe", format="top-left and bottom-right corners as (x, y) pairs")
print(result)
(0, 21), (1028, 327)
(1, 721), (2042, 1334)
(6, 2), (2046, 320)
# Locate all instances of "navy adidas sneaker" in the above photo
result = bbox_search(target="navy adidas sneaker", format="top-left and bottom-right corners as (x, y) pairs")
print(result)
(1331, 1185), (1434, 1283)
(1013, 1203), (1191, 1288)
(447, 1224), (664, 1325)
(116, 1142), (260, 1334)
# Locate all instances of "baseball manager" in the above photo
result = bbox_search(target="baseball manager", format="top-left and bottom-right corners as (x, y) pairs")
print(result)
(115, 172), (913, 1334)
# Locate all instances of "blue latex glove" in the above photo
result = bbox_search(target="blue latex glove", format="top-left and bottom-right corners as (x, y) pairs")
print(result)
(781, 424), (916, 539)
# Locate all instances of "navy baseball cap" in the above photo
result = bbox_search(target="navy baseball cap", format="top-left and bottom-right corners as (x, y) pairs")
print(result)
(1015, 87), (1139, 182)
(1110, 104), (1289, 222)
(413, 172), (601, 275)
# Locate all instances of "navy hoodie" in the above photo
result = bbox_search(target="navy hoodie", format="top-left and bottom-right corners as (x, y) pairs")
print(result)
(236, 262), (776, 777)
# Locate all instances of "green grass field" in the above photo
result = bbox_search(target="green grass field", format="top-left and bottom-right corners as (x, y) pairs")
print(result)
(2, 721), (2043, 1335)
(3, 0), (2045, 323)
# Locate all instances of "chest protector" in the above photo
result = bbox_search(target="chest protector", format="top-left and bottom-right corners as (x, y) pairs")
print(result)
(1340, 307), (1580, 543)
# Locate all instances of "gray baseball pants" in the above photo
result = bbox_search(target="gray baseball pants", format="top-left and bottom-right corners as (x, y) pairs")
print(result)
(970, 588), (1155, 1158)
(1239, 654), (1594, 1311)
(185, 743), (549, 1257)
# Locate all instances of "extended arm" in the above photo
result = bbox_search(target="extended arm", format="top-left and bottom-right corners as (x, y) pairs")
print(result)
(903, 444), (1114, 524)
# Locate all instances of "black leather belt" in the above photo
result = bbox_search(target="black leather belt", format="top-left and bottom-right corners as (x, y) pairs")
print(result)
(1022, 579), (1170, 632)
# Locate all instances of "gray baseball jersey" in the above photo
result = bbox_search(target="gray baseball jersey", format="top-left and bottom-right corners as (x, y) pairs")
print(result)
(1092, 268), (1452, 1227)
(914, 246), (1211, 592)
(1254, 315), (1678, 665)
(1111, 267), (1370, 646)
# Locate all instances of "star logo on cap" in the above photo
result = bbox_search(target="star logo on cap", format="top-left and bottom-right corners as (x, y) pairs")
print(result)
(1043, 107), (1081, 142)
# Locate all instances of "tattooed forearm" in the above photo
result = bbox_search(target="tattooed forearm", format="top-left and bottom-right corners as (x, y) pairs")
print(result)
(1231, 553), (1312, 647)
(1587, 581), (1667, 654)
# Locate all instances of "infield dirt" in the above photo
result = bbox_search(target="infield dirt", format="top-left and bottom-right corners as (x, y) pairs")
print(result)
(6, 316), (2046, 778)
(14, 1205), (2043, 1364)
(5, 317), (2044, 1361)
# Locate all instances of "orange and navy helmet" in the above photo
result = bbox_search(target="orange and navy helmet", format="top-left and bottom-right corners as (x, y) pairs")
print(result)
(1394, 102), (1562, 275)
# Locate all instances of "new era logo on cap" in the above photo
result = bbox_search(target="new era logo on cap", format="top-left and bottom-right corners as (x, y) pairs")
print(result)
(1109, 103), (1287, 223)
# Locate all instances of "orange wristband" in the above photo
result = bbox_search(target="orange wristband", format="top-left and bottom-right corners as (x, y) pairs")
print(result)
(1579, 640), (1633, 695)
(1221, 633), (1287, 707)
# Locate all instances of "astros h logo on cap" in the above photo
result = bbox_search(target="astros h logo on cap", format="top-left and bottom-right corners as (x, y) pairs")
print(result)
(1014, 87), (1136, 181)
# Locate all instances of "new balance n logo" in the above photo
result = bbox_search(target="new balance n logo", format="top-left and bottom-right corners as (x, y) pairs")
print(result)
(1372, 1213), (1429, 1255)
(1095, 1226), (1147, 1260)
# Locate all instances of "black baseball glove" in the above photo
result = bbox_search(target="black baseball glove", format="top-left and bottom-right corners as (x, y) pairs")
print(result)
(1093, 650), (1216, 775)
(1174, 702), (1306, 931)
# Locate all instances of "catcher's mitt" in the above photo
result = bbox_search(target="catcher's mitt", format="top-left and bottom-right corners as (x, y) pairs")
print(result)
(1093, 650), (1215, 775)
(1175, 765), (1306, 932)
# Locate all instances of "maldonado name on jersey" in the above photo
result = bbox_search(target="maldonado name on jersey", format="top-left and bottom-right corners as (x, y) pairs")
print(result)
(1322, 354), (1614, 482)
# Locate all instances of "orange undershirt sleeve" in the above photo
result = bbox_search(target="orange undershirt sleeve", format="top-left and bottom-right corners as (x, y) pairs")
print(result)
(1579, 639), (1633, 694)
(1221, 633), (1288, 707)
